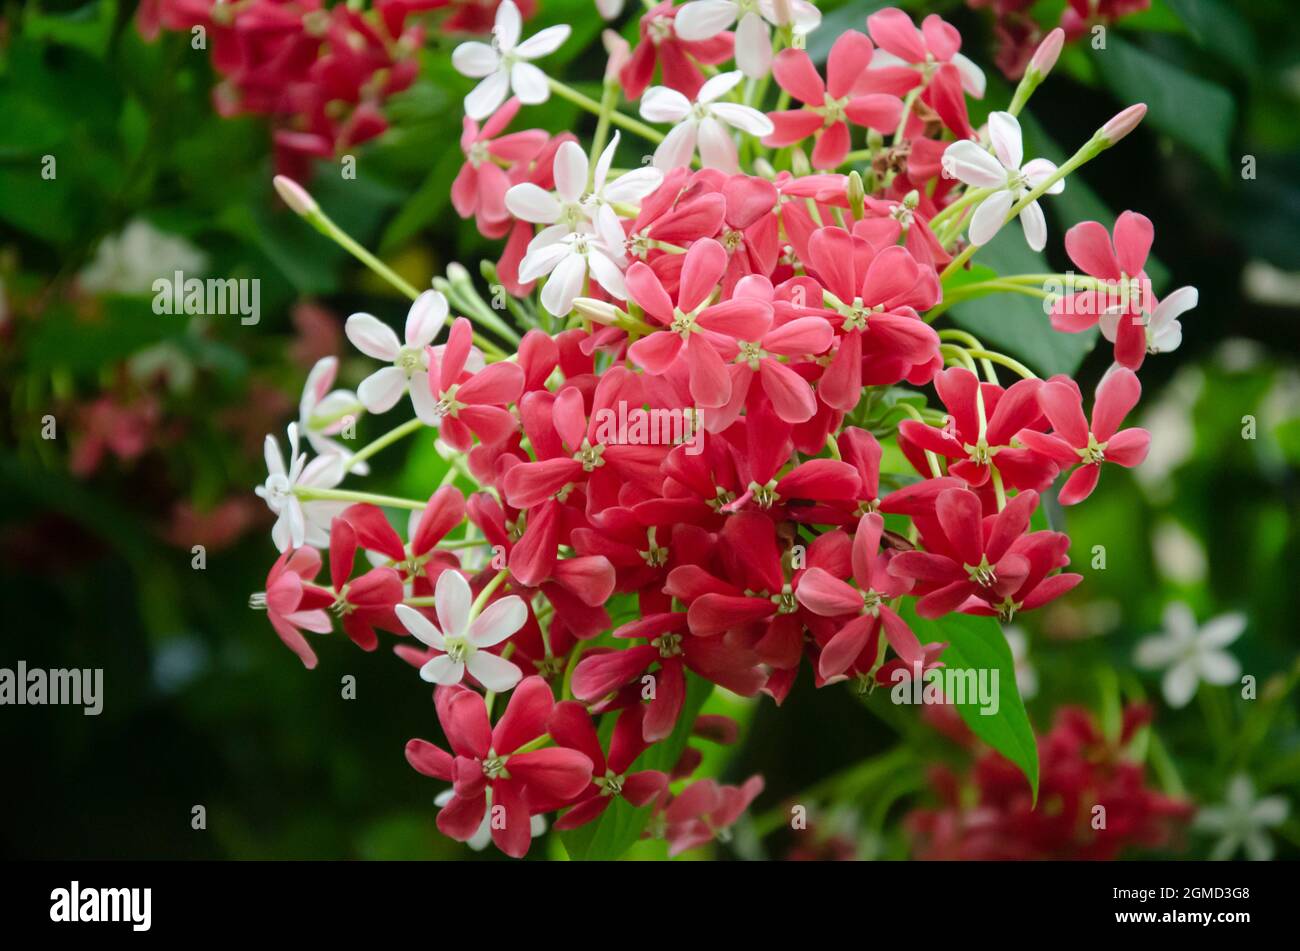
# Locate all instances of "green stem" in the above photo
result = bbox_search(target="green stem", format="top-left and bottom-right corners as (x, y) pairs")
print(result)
(345, 417), (424, 472)
(548, 78), (665, 144)
(469, 568), (511, 622)
(294, 486), (426, 510)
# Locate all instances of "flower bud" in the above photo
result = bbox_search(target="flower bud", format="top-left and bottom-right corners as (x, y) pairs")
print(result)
(273, 175), (319, 218)
(602, 30), (630, 82)
(1029, 28), (1064, 80)
(1099, 103), (1147, 146)
(572, 297), (624, 326)
(847, 171), (865, 218)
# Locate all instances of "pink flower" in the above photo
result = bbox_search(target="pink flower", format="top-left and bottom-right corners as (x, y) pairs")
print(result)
(796, 512), (923, 679)
(659, 775), (764, 855)
(620, 2), (735, 101)
(1017, 367), (1150, 505)
(422, 317), (526, 450)
(451, 98), (549, 234)
(546, 701), (669, 827)
(888, 487), (1040, 618)
(763, 32), (903, 169)
(404, 677), (593, 858)
(326, 515), (406, 651)
(626, 238), (772, 408)
(252, 547), (334, 669)
(1050, 211), (1156, 369)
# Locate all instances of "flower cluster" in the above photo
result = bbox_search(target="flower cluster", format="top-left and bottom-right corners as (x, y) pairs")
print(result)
(135, 0), (452, 178)
(255, 4), (1197, 858)
(908, 704), (1192, 859)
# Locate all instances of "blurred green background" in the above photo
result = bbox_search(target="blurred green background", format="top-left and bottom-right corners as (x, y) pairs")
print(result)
(1, 0), (1297, 859)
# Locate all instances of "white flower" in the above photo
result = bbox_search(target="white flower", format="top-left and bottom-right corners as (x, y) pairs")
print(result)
(346, 290), (450, 422)
(640, 72), (774, 173)
(942, 112), (1063, 251)
(594, 0), (625, 20)
(506, 131), (662, 255)
(1100, 286), (1198, 357)
(394, 570), (527, 692)
(674, 0), (821, 79)
(452, 0), (570, 120)
(1194, 775), (1289, 861)
(78, 219), (207, 295)
(255, 423), (346, 552)
(519, 231), (628, 317)
(435, 788), (547, 850)
(299, 357), (368, 474)
(1134, 603), (1245, 708)
(1003, 626), (1038, 699)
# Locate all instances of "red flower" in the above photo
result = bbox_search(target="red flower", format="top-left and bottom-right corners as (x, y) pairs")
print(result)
(254, 547), (334, 669)
(764, 32), (903, 169)
(404, 677), (593, 858)
(1017, 367), (1150, 505)
(451, 98), (549, 234)
(326, 515), (405, 651)
(658, 775), (764, 856)
(621, 2), (735, 101)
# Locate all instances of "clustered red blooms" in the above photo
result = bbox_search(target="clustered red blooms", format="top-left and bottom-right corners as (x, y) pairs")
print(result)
(908, 704), (1192, 859)
(134, 0), (462, 178)
(966, 0), (1152, 78)
(254, 5), (1184, 858)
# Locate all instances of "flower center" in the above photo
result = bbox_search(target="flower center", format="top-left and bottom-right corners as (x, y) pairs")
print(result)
(648, 17), (673, 44)
(771, 585), (798, 614)
(820, 95), (850, 125)
(481, 750), (510, 780)
(749, 479), (780, 509)
(444, 635), (474, 664)
(670, 308), (698, 338)
(467, 141), (490, 167)
(574, 439), (606, 472)
(652, 632), (683, 658)
(964, 556), (998, 589)
(1080, 433), (1107, 465)
(738, 340), (764, 369)
(862, 589), (883, 616)
(595, 770), (626, 797)
(395, 347), (423, 375)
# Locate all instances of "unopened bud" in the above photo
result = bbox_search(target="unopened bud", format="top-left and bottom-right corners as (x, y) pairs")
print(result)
(790, 146), (811, 177)
(273, 175), (319, 217)
(847, 171), (865, 218)
(1099, 103), (1147, 146)
(446, 261), (472, 285)
(572, 297), (624, 325)
(1029, 28), (1064, 79)
(753, 157), (777, 179)
(902, 189), (920, 210)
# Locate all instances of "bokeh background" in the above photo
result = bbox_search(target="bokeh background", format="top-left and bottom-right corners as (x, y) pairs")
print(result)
(1, 0), (1297, 859)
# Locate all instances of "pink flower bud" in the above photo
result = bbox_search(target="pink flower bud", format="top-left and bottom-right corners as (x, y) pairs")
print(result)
(1030, 28), (1064, 78)
(273, 175), (318, 217)
(1100, 103), (1147, 145)
(601, 30), (630, 82)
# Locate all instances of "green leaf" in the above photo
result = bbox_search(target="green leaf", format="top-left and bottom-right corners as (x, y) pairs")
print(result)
(1166, 0), (1257, 74)
(1097, 37), (1235, 174)
(559, 671), (713, 860)
(897, 601), (1039, 801)
(947, 230), (1097, 376)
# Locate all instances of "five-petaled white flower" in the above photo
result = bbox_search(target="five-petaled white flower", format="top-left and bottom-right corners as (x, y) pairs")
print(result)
(345, 290), (463, 423)
(519, 230), (628, 318)
(942, 111), (1063, 251)
(394, 570), (527, 692)
(674, 0), (822, 79)
(1134, 603), (1245, 708)
(506, 131), (662, 256)
(299, 356), (367, 474)
(256, 422), (346, 552)
(1194, 775), (1289, 861)
(640, 71), (774, 174)
(452, 0), (571, 120)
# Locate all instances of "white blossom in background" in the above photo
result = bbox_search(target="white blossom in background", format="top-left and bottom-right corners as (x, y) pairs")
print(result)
(299, 356), (368, 474)
(1194, 776), (1289, 861)
(394, 570), (527, 691)
(674, 0), (822, 79)
(640, 72), (774, 174)
(1003, 626), (1038, 699)
(1134, 603), (1245, 708)
(78, 218), (207, 295)
(594, 0), (625, 20)
(346, 290), (450, 422)
(942, 111), (1062, 251)
(256, 423), (346, 552)
(452, 0), (570, 120)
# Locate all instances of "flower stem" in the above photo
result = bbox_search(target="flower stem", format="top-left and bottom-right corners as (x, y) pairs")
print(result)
(548, 78), (665, 144)
(345, 417), (425, 472)
(294, 486), (426, 510)
(468, 568), (510, 622)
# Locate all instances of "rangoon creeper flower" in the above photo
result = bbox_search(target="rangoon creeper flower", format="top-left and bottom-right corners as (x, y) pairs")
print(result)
(1134, 603), (1245, 708)
(255, 422), (345, 552)
(345, 290), (453, 419)
(434, 788), (546, 851)
(674, 0), (822, 79)
(1194, 775), (1290, 861)
(452, 0), (571, 120)
(394, 570), (528, 691)
(299, 356), (367, 474)
(640, 71), (774, 173)
(942, 111), (1063, 251)
(519, 231), (628, 317)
